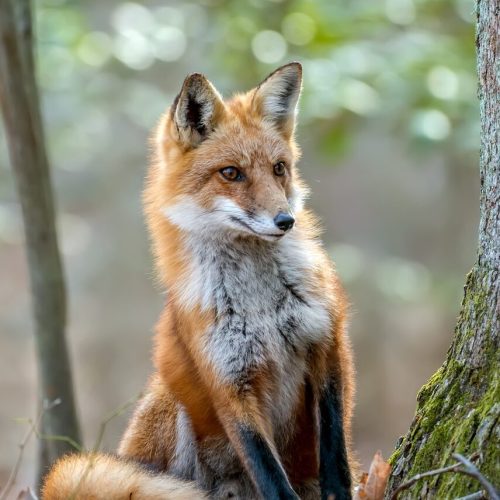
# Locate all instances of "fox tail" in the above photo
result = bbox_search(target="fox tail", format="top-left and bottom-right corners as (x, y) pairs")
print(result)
(42, 453), (206, 499)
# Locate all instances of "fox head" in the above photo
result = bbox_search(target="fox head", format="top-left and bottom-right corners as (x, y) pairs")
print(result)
(146, 62), (308, 249)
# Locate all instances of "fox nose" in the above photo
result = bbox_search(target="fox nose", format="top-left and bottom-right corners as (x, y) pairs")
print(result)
(274, 212), (295, 232)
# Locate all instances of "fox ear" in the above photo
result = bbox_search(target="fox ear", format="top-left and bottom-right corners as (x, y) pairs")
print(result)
(253, 62), (302, 139)
(172, 73), (225, 148)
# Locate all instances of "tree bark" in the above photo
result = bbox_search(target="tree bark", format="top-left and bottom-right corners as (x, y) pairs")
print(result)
(0, 0), (81, 488)
(386, 0), (499, 498)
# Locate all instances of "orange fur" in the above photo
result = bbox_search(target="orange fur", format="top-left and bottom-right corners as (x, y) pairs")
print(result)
(43, 63), (355, 500)
(42, 453), (205, 499)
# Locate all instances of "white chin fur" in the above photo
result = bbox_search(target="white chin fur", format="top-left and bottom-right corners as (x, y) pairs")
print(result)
(162, 196), (287, 241)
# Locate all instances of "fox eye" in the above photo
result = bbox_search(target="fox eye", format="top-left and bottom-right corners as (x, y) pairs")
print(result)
(220, 166), (244, 182)
(273, 161), (286, 176)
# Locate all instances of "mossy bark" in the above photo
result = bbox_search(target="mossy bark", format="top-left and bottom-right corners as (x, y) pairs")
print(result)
(386, 1), (499, 498)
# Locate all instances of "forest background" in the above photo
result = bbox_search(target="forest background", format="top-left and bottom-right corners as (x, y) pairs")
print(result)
(0, 0), (479, 487)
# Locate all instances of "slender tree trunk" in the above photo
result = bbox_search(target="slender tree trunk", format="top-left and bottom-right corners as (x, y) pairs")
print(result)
(0, 0), (81, 489)
(386, 0), (499, 498)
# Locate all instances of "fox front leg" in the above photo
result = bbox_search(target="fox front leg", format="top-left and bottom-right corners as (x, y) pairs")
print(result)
(319, 377), (352, 500)
(235, 425), (299, 500)
(216, 397), (300, 500)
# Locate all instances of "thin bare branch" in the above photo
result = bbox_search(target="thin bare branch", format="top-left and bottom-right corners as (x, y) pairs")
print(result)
(91, 394), (140, 453)
(390, 461), (464, 500)
(456, 491), (487, 500)
(452, 454), (499, 500)
(35, 434), (83, 453)
(390, 453), (499, 500)
(67, 394), (141, 500)
(0, 400), (60, 500)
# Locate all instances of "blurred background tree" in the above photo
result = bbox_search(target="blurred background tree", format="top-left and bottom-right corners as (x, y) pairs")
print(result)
(0, 0), (478, 491)
(0, 0), (81, 491)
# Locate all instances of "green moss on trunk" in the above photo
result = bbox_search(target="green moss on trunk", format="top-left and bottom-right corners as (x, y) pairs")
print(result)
(387, 267), (499, 498)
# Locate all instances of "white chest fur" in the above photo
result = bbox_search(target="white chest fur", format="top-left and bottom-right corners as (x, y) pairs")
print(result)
(178, 232), (331, 424)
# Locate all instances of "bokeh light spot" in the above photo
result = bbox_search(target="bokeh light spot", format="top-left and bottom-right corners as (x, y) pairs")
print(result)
(427, 66), (459, 100)
(340, 79), (380, 115)
(111, 2), (155, 35)
(282, 13), (316, 46)
(113, 32), (155, 70)
(411, 109), (451, 141)
(153, 27), (187, 62)
(251, 30), (287, 64)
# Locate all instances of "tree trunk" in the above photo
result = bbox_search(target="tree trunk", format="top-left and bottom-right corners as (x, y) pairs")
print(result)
(386, 1), (499, 498)
(0, 0), (81, 489)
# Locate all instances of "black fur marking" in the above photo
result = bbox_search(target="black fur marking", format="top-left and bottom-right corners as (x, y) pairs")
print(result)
(275, 287), (289, 309)
(235, 375), (253, 395)
(238, 426), (299, 500)
(275, 76), (298, 118)
(319, 378), (352, 500)
(218, 275), (234, 317)
(276, 314), (300, 353)
(276, 265), (308, 306)
(283, 280), (307, 305)
(277, 326), (298, 354)
(185, 95), (207, 135)
(254, 63), (301, 122)
(226, 355), (242, 366)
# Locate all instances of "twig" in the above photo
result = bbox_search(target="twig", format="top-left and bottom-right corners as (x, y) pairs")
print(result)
(67, 394), (141, 500)
(0, 394), (138, 499)
(452, 454), (499, 500)
(35, 433), (83, 453)
(0, 399), (60, 500)
(91, 394), (139, 452)
(390, 452), (499, 500)
(390, 461), (465, 500)
(457, 491), (486, 500)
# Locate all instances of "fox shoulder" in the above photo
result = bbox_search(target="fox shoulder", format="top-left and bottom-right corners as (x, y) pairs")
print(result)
(42, 453), (206, 500)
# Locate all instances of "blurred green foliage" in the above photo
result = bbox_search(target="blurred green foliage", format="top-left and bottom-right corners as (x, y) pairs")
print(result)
(0, 0), (479, 308)
(0, 0), (478, 301)
(30, 0), (477, 170)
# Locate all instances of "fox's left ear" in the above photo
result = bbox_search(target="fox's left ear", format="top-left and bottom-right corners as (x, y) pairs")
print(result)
(172, 73), (225, 148)
(252, 62), (302, 139)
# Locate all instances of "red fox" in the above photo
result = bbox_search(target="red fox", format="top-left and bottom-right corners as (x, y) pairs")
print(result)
(42, 62), (355, 500)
